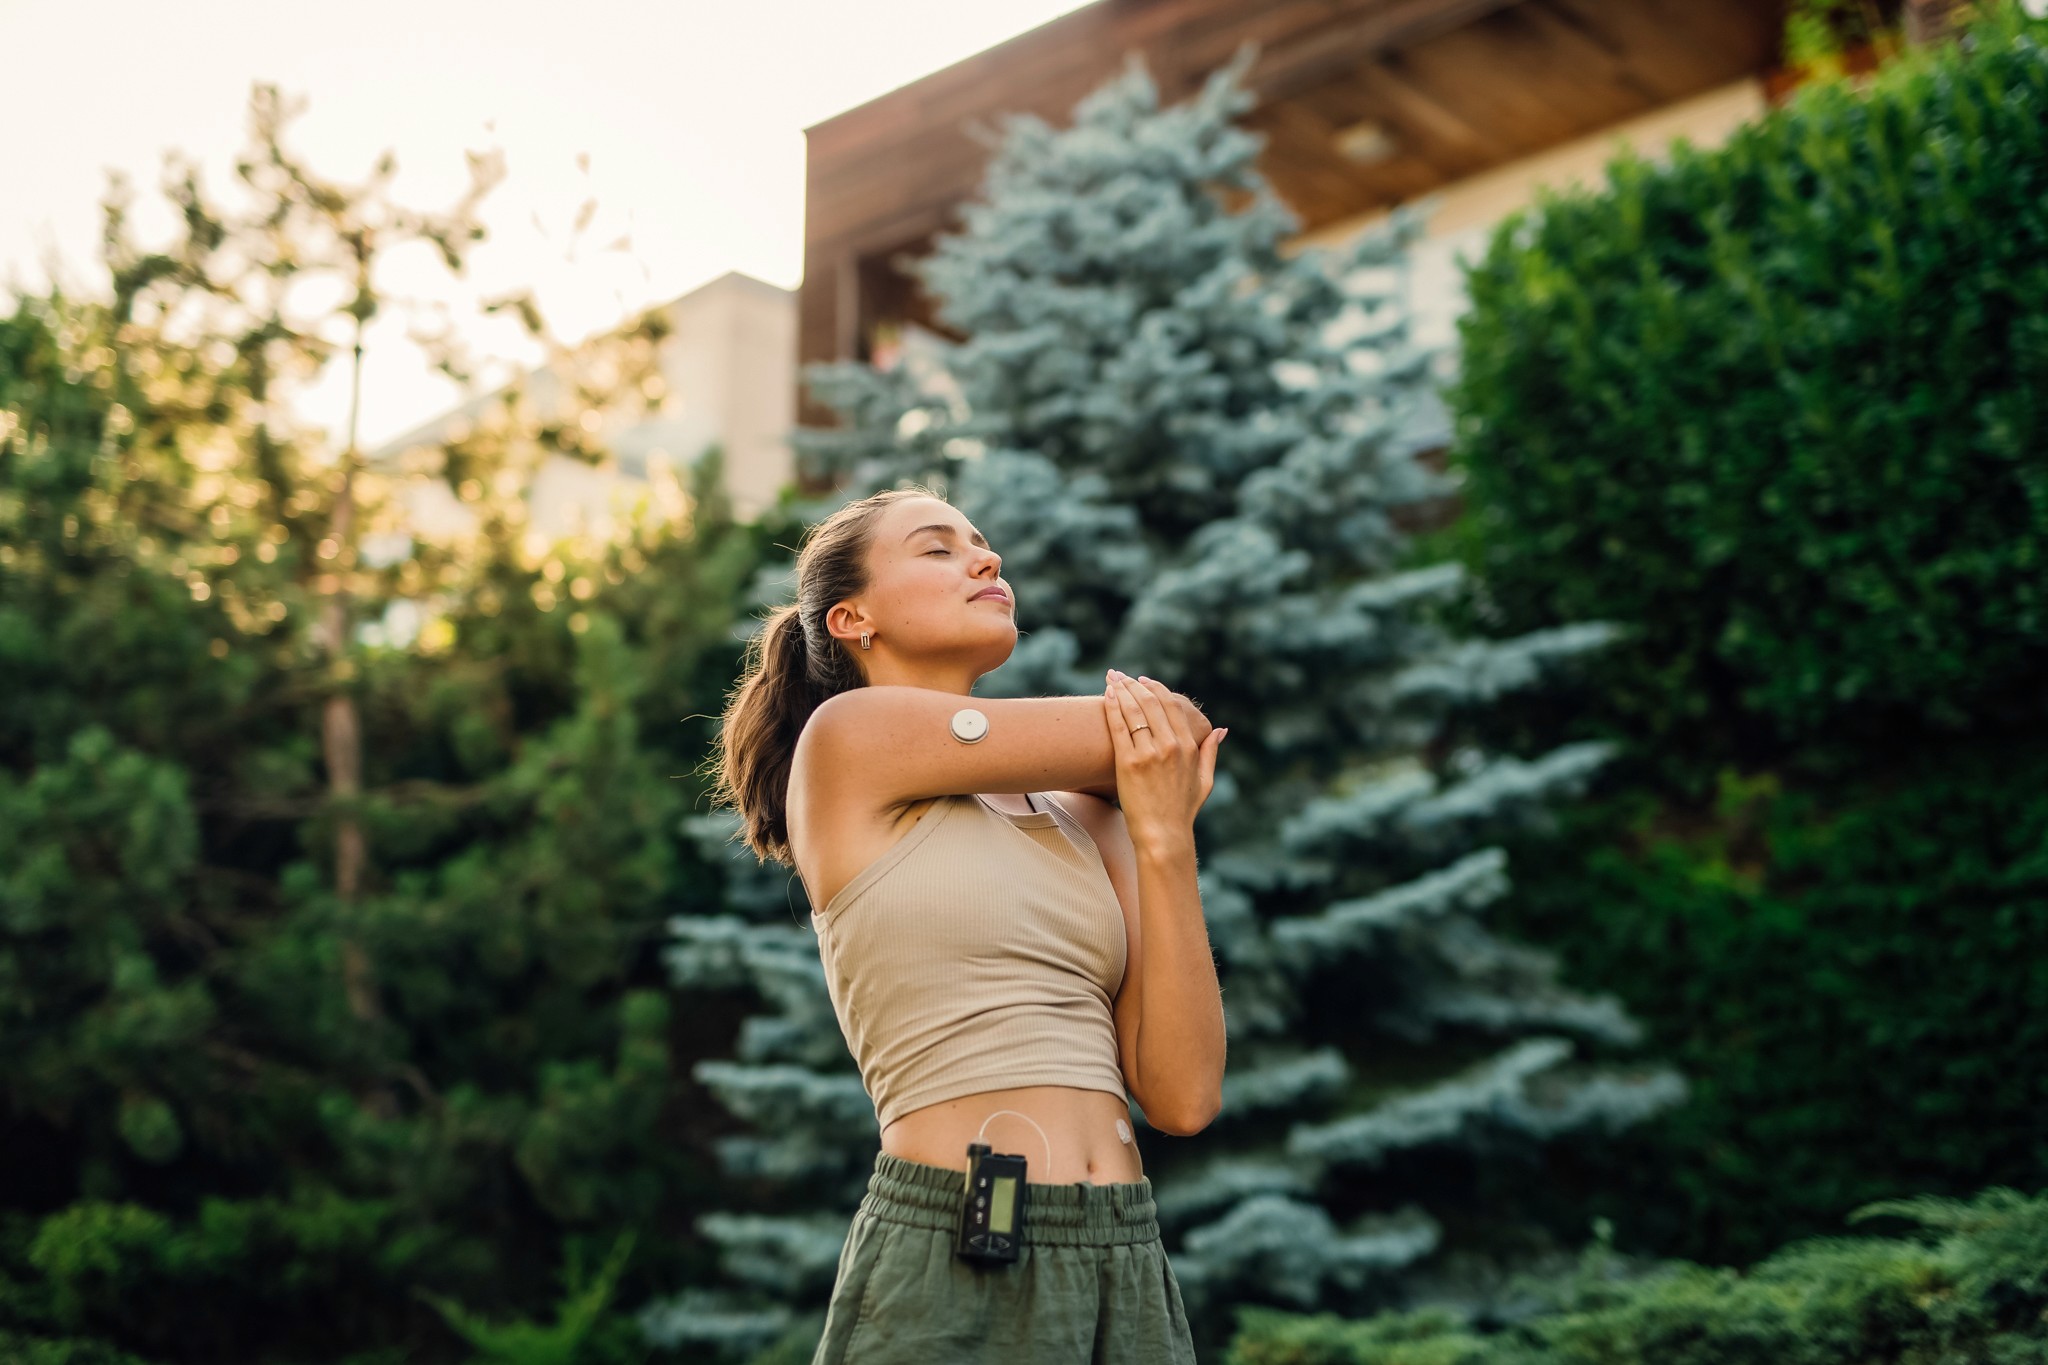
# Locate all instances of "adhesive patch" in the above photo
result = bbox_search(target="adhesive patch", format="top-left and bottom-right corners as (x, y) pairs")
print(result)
(950, 707), (989, 743)
(1115, 1118), (1132, 1144)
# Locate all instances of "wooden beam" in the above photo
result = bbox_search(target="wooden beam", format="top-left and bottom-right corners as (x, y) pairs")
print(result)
(1351, 52), (1518, 168)
(1544, 0), (1782, 90)
(1248, 0), (1533, 105)
(1511, 1), (1675, 106)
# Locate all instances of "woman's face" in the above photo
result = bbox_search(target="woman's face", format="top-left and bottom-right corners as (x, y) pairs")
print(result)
(838, 497), (1015, 690)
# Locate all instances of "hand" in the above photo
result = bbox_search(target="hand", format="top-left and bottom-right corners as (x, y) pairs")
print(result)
(1103, 669), (1226, 852)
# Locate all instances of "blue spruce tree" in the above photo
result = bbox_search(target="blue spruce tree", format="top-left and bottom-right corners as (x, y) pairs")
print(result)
(654, 48), (1686, 1360)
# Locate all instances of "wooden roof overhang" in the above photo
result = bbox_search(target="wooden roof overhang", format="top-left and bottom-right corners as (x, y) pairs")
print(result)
(799, 0), (1791, 426)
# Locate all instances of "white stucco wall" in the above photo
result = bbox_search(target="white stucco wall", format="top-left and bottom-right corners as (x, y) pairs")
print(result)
(368, 269), (797, 558)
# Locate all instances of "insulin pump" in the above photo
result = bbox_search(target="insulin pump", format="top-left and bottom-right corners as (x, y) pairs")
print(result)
(956, 1109), (1051, 1267)
(957, 1141), (1029, 1265)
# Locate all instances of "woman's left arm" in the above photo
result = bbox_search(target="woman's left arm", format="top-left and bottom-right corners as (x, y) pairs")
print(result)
(1065, 691), (1215, 805)
(1055, 790), (1224, 1137)
(1096, 671), (1227, 1134)
(1126, 822), (1225, 1134)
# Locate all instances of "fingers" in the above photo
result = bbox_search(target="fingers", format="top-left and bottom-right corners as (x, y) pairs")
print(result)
(1108, 671), (1208, 748)
(1103, 672), (1134, 747)
(1108, 673), (1161, 747)
(1198, 724), (1222, 803)
(1140, 677), (1198, 747)
(1105, 671), (1171, 749)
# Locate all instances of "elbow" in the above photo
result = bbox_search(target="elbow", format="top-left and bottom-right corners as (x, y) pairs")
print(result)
(1148, 1093), (1222, 1138)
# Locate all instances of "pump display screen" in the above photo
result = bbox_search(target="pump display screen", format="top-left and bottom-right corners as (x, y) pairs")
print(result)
(989, 1176), (1017, 1234)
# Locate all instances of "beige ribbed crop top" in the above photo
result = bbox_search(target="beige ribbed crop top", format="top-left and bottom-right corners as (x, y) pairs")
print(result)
(807, 791), (1130, 1128)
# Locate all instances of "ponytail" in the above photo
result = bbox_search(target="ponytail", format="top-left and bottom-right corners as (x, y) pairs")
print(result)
(705, 486), (938, 865)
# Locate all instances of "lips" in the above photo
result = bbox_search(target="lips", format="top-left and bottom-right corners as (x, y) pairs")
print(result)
(970, 587), (1009, 603)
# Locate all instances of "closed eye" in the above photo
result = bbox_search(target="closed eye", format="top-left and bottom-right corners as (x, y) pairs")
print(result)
(926, 548), (950, 555)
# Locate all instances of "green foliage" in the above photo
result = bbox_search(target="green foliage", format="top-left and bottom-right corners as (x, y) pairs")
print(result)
(0, 1330), (157, 1365)
(1782, 0), (1903, 75)
(1430, 1), (2048, 796)
(1412, 0), (2048, 1269)
(1491, 732), (2048, 1265)
(17, 1188), (428, 1352)
(0, 725), (209, 1167)
(418, 1231), (646, 1365)
(1223, 1184), (2048, 1363)
(0, 85), (788, 1364)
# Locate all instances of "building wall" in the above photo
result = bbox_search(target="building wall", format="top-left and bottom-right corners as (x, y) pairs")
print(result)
(607, 268), (798, 520)
(370, 269), (797, 550)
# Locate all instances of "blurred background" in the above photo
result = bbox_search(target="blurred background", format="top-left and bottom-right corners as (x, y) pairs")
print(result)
(3, 1), (2044, 1362)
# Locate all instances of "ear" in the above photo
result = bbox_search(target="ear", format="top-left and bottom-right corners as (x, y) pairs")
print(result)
(824, 603), (870, 647)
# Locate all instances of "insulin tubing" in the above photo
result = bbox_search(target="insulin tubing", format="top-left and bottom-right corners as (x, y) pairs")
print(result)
(976, 1108), (1052, 1169)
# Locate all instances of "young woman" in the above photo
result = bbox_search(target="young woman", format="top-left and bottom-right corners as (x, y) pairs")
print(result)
(709, 485), (1227, 1363)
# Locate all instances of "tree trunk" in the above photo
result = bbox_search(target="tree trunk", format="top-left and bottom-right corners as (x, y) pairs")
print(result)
(324, 299), (383, 1032)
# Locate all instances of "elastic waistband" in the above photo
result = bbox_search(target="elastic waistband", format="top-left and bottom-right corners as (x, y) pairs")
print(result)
(857, 1150), (1161, 1248)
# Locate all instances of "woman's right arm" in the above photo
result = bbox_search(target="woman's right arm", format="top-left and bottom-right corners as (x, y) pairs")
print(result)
(797, 684), (1210, 813)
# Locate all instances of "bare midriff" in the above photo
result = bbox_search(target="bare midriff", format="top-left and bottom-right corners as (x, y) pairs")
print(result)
(791, 777), (1147, 1187)
(883, 1084), (1144, 1185)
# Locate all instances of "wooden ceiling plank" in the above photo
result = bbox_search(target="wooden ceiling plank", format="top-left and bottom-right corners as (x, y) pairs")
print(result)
(1169, 0), (1345, 50)
(1542, 0), (1781, 94)
(1168, 0), (1364, 68)
(1513, 0), (1677, 105)
(1274, 155), (1451, 230)
(1251, 100), (1398, 212)
(1343, 55), (1520, 169)
(1248, 0), (1532, 105)
(1378, 20), (1599, 154)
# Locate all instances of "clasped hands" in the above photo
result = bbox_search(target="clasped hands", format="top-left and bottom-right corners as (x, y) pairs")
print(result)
(1102, 668), (1228, 843)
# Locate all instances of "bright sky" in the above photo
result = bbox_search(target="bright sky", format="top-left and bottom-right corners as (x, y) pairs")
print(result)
(0, 0), (1093, 451)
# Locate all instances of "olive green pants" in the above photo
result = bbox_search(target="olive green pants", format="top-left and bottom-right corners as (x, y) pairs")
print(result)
(811, 1149), (1198, 1364)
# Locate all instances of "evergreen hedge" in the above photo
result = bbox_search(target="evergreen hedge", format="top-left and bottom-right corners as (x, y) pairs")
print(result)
(1411, 2), (2048, 1267)
(0, 275), (778, 1362)
(1493, 731), (2048, 1264)
(1433, 2), (2048, 793)
(1224, 1184), (2048, 1364)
